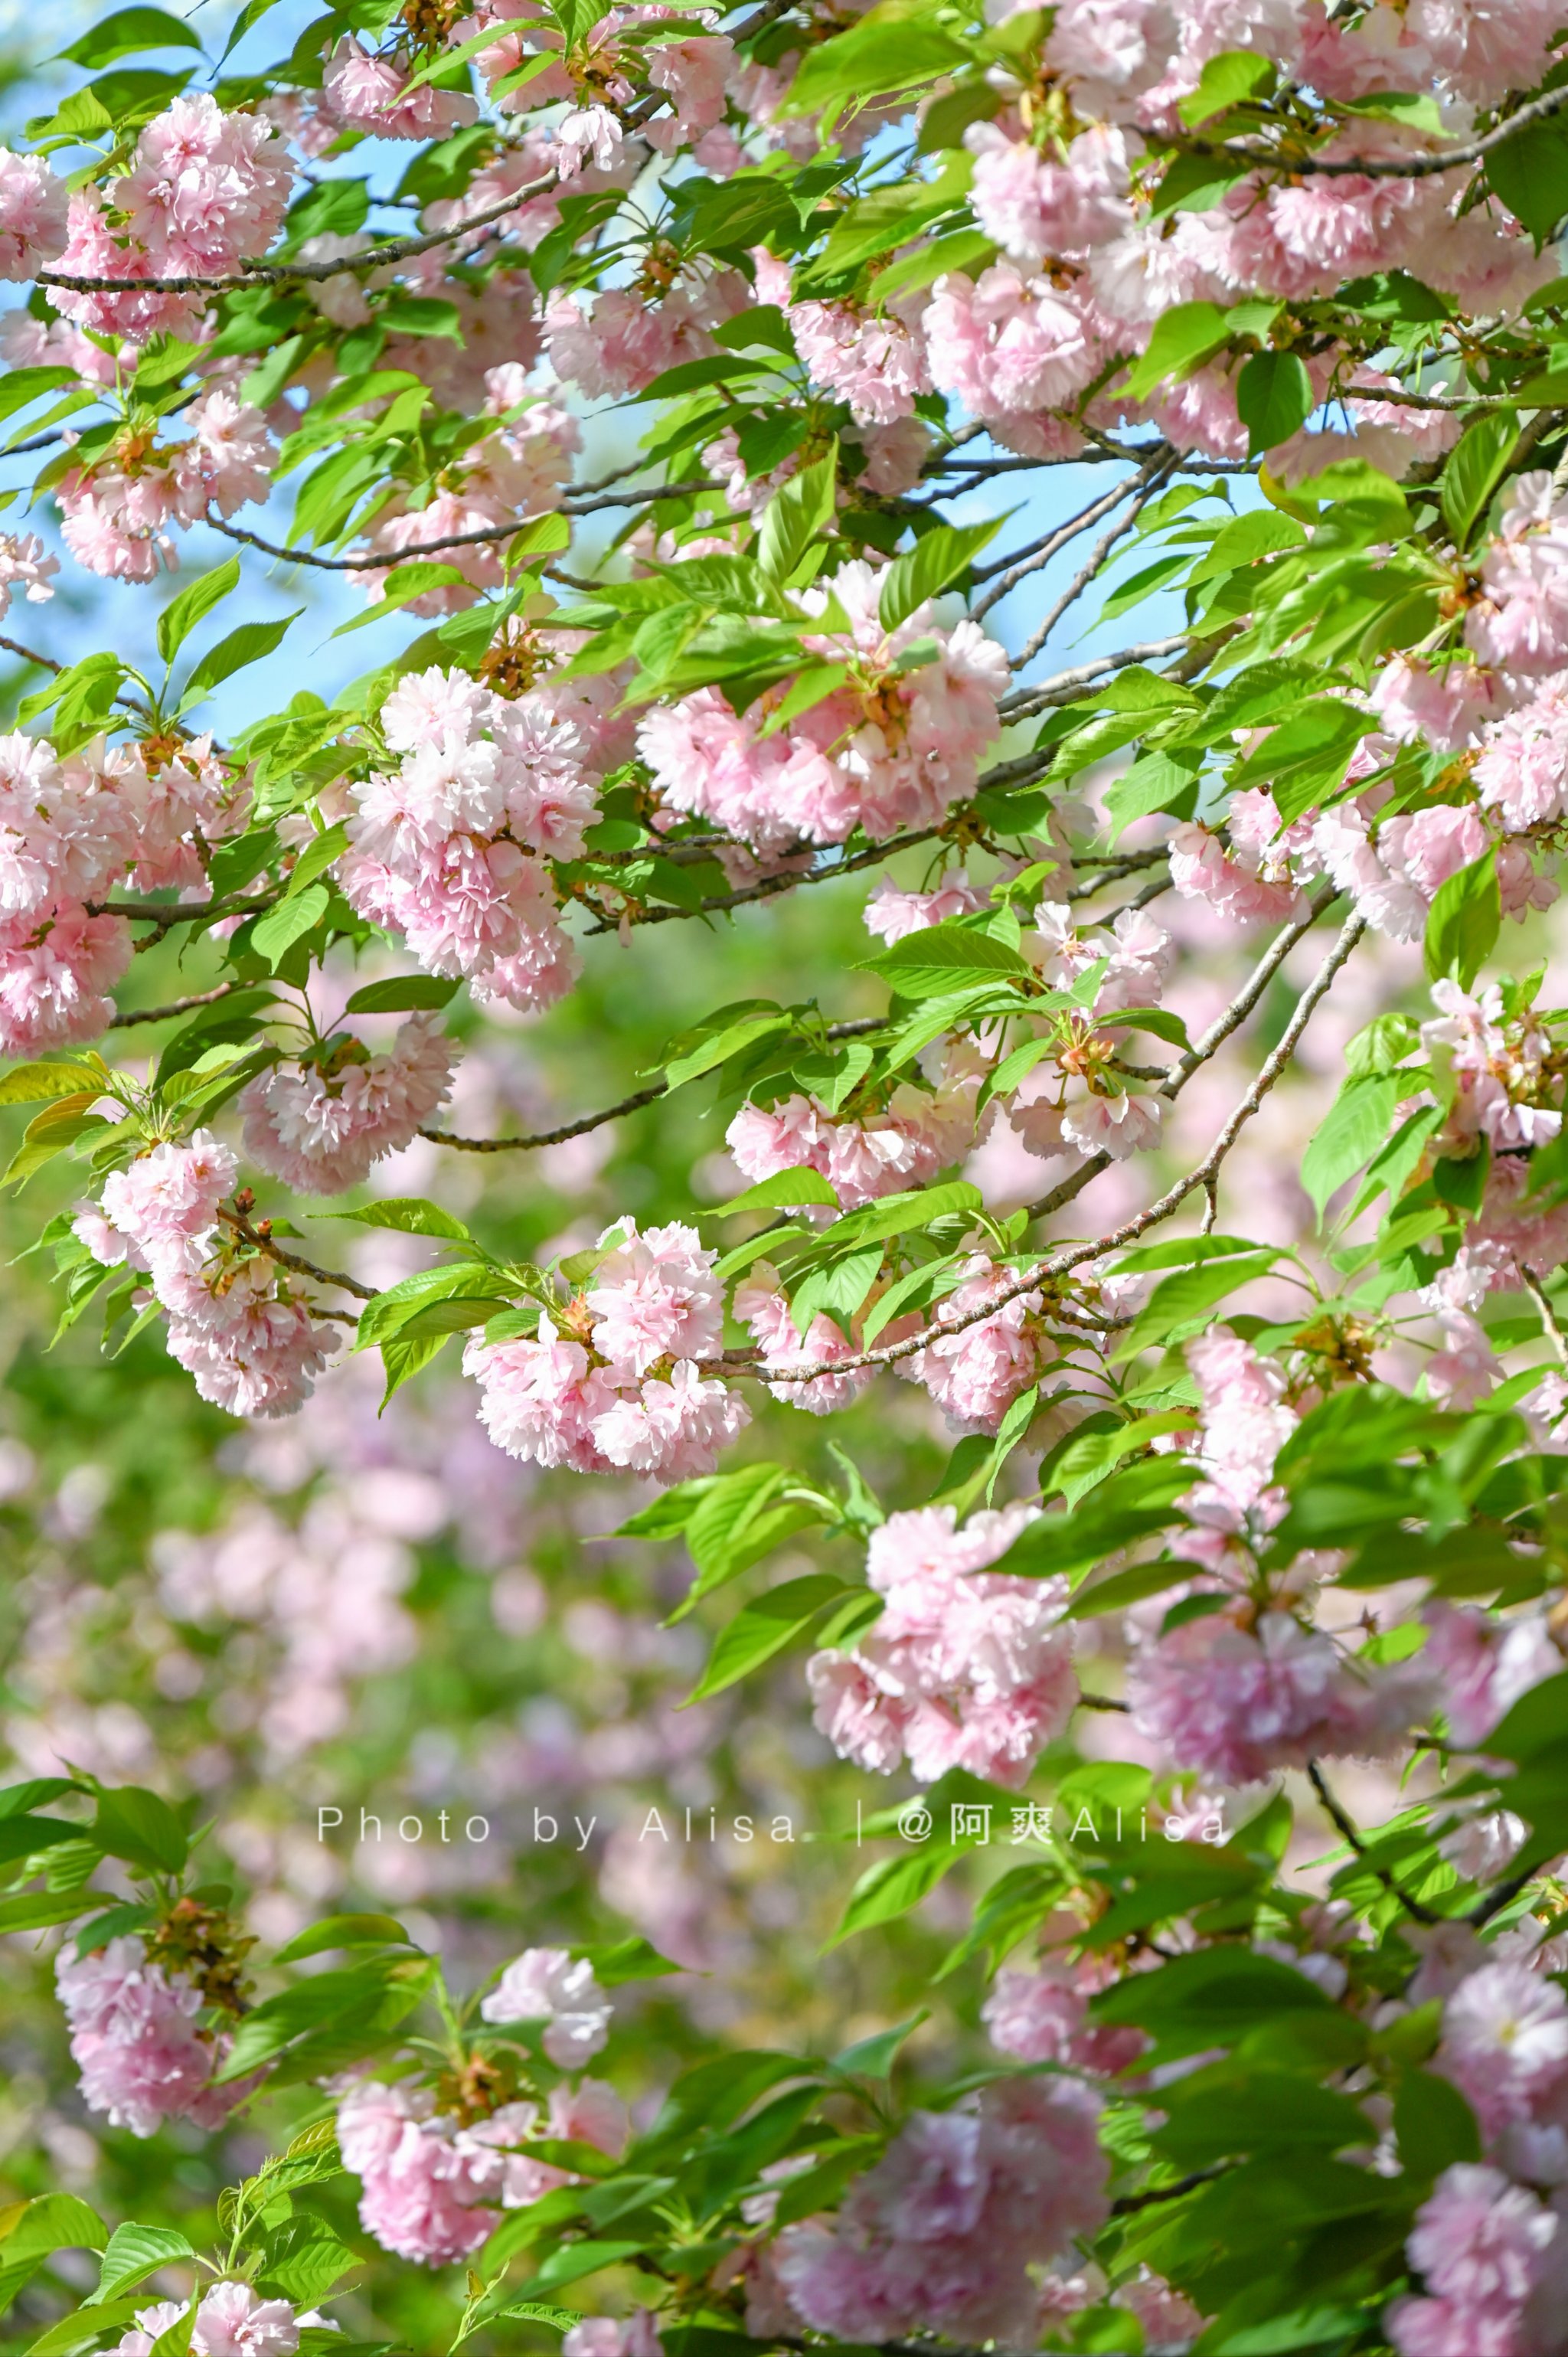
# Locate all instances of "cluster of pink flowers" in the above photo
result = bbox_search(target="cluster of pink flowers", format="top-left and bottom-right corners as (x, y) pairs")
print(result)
(1422, 1603), (1561, 1751)
(479, 1945), (613, 2066)
(77, 1133), (334, 1418)
(546, 269), (746, 401)
(733, 1262), (876, 1416)
(241, 1015), (458, 1195)
(1390, 2161), (1566, 2357)
(900, 1255), (1054, 1432)
(0, 530), (57, 619)
(774, 2077), (1108, 2344)
(982, 1948), (1147, 2077)
(361, 381), (581, 613)
(806, 1504), (1077, 1787)
(55, 1934), (239, 2137)
(0, 148), (68, 279)
(464, 1218), (749, 1483)
(1172, 1333), (1296, 1568)
(1128, 1608), (1434, 1786)
(111, 2284), (302, 2357)
(51, 96), (293, 344)
(336, 665), (599, 1015)
(0, 728), (248, 1055)
(727, 1077), (978, 1212)
(338, 2073), (627, 2264)
(57, 394), (278, 583)
(637, 564), (1006, 848)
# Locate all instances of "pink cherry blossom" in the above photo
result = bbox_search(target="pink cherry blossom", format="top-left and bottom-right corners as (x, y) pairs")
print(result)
(1128, 1610), (1432, 1783)
(1438, 1963), (1568, 2139)
(1422, 1604), (1562, 1749)
(584, 1219), (725, 1375)
(776, 2077), (1108, 2345)
(0, 149), (68, 277)
(733, 1264), (876, 1414)
(807, 1502), (1076, 1787)
(982, 1954), (1146, 2076)
(480, 1947), (613, 2067)
(56, 1935), (239, 2137)
(901, 1255), (1048, 1430)
(241, 1018), (458, 1195)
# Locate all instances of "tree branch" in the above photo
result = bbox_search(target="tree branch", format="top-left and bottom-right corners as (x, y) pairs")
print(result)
(1181, 80), (1568, 180)
(760, 911), (1365, 1385)
(1307, 1761), (1439, 1926)
(108, 984), (242, 1028)
(220, 1208), (376, 1303)
(206, 481), (718, 571)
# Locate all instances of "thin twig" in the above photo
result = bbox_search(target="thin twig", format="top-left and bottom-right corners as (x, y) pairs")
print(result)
(221, 1208), (376, 1303)
(1008, 458), (1179, 669)
(762, 913), (1365, 1384)
(1515, 1259), (1568, 1370)
(1181, 80), (1568, 179)
(0, 633), (62, 674)
(999, 636), (1193, 715)
(971, 472), (1150, 621)
(420, 1018), (887, 1150)
(1307, 1761), (1439, 1927)
(108, 985), (240, 1028)
(207, 482), (718, 571)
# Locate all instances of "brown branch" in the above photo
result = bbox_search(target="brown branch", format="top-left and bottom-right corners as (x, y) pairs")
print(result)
(108, 984), (241, 1028)
(0, 633), (62, 675)
(220, 1208), (376, 1303)
(207, 481), (719, 571)
(760, 911), (1365, 1385)
(1307, 1761), (1439, 1927)
(87, 891), (276, 933)
(1022, 884), (1336, 1221)
(420, 1018), (886, 1150)
(999, 635), (1193, 715)
(971, 471), (1153, 620)
(1181, 80), (1568, 181)
(1008, 457), (1180, 668)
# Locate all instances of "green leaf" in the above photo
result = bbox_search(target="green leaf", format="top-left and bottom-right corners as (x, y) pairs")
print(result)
(92, 1786), (188, 1875)
(1177, 46), (1274, 126)
(573, 1934), (679, 1986)
(783, 5), (969, 120)
(156, 558), (240, 665)
(1236, 348), (1315, 457)
(0, 1060), (103, 1107)
(1301, 1073), (1400, 1220)
(325, 1198), (476, 1244)
(285, 822), (349, 897)
(877, 518), (1004, 634)
(830, 1841), (964, 1945)
(686, 1574), (852, 1703)
(864, 921), (1031, 999)
(1486, 110), (1568, 245)
(272, 1913), (413, 1964)
(214, 1957), (436, 2082)
(717, 1165), (838, 1213)
(1114, 1247), (1279, 1358)
(331, 564), (472, 635)
(251, 884), (329, 969)
(1423, 849), (1499, 989)
(60, 8), (204, 65)
(1119, 300), (1231, 402)
(669, 1464), (827, 1620)
(183, 612), (303, 701)
(1004, 1456), (1196, 1585)
(342, 975), (461, 1015)
(354, 1263), (511, 1352)
(757, 450), (837, 585)
(2, 2198), (107, 2264)
(1228, 699), (1369, 823)
(1439, 412), (1519, 550)
(90, 2226), (196, 2306)
(1090, 1947), (1334, 2061)
(1393, 2067), (1480, 2180)
(528, 2241), (649, 2295)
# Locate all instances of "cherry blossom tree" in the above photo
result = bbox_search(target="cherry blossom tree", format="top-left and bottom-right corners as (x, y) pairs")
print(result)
(10, 0), (1568, 2352)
